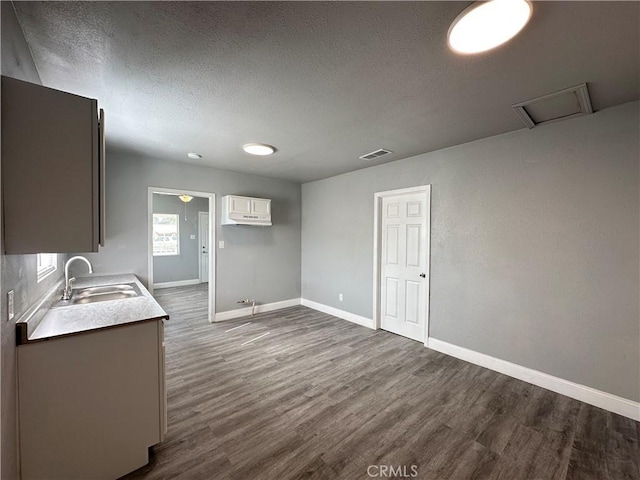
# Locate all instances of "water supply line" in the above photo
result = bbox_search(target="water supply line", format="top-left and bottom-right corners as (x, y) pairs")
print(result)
(237, 299), (256, 317)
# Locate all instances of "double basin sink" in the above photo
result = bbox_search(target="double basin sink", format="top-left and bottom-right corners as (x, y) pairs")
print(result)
(56, 283), (142, 307)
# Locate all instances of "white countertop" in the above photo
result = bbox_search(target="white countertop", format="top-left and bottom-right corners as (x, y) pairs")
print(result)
(27, 274), (169, 341)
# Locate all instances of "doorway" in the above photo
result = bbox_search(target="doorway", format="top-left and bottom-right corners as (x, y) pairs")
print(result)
(148, 187), (216, 323)
(373, 185), (431, 344)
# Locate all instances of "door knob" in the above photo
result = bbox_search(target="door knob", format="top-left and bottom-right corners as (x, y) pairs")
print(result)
(419, 273), (426, 278)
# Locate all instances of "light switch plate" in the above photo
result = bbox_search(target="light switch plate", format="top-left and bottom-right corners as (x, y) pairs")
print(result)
(219, 241), (225, 249)
(190, 234), (196, 240)
(8, 290), (15, 321)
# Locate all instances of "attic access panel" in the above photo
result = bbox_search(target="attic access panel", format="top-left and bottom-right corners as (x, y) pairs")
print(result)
(512, 83), (593, 129)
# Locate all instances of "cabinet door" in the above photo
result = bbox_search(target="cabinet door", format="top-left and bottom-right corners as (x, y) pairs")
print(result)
(251, 198), (271, 215)
(18, 321), (161, 479)
(229, 196), (251, 215)
(1, 76), (103, 254)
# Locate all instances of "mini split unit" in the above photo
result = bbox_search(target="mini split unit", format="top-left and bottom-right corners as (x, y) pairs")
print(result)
(221, 195), (272, 226)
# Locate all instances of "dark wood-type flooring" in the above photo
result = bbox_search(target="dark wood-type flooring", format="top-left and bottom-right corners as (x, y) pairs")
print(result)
(121, 284), (640, 480)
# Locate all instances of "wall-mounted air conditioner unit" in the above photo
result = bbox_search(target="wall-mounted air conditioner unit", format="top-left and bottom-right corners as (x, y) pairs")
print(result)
(221, 195), (272, 226)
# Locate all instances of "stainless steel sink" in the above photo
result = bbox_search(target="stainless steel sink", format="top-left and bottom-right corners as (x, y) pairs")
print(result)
(54, 282), (142, 307)
(74, 284), (136, 297)
(71, 290), (138, 304)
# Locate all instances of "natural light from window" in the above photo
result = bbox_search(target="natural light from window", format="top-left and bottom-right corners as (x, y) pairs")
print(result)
(37, 253), (57, 282)
(153, 213), (180, 256)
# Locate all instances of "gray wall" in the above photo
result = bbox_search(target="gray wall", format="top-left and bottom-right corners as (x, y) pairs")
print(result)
(1, 2), (67, 478)
(152, 194), (208, 284)
(81, 154), (301, 312)
(302, 101), (640, 402)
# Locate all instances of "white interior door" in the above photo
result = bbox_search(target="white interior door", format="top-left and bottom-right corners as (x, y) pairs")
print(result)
(380, 192), (429, 342)
(198, 211), (209, 283)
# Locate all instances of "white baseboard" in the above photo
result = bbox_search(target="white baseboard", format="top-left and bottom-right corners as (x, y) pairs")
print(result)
(215, 298), (301, 322)
(153, 279), (202, 289)
(301, 299), (375, 330)
(427, 337), (640, 421)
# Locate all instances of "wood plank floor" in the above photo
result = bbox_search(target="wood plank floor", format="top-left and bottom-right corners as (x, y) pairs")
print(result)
(121, 285), (640, 480)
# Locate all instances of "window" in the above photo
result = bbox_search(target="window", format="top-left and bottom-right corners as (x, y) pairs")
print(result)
(153, 213), (180, 256)
(37, 253), (57, 282)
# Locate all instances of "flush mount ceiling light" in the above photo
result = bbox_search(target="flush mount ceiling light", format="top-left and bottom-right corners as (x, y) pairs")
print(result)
(187, 152), (202, 159)
(243, 143), (275, 156)
(448, 0), (533, 54)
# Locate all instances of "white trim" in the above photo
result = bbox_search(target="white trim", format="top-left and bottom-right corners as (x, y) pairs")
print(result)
(148, 187), (216, 323)
(301, 298), (375, 330)
(428, 338), (640, 422)
(197, 211), (209, 283)
(215, 298), (301, 322)
(373, 185), (431, 344)
(153, 279), (201, 290)
(147, 188), (153, 291)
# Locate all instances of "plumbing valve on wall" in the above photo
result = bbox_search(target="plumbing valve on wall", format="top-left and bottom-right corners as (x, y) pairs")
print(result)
(237, 299), (256, 316)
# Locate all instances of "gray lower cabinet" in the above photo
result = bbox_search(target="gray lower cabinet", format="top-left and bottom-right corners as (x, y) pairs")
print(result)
(17, 320), (166, 480)
(1, 76), (105, 254)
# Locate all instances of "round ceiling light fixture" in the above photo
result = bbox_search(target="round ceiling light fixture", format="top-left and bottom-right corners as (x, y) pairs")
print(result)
(242, 143), (275, 156)
(448, 0), (533, 55)
(187, 152), (202, 159)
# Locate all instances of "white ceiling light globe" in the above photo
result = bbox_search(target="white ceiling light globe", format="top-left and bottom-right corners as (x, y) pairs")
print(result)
(243, 143), (276, 156)
(448, 0), (533, 54)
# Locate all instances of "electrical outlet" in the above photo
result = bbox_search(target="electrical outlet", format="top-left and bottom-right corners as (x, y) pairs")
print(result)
(8, 290), (15, 321)
(190, 234), (196, 240)
(219, 241), (225, 249)
(338, 293), (343, 302)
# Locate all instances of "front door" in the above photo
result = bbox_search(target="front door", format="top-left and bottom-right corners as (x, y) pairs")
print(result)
(199, 211), (209, 283)
(380, 191), (429, 342)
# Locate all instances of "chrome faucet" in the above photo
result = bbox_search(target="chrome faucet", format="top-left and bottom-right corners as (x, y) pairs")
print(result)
(62, 256), (94, 300)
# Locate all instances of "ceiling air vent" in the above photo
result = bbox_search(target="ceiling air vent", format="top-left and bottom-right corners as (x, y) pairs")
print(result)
(359, 148), (392, 161)
(512, 83), (593, 129)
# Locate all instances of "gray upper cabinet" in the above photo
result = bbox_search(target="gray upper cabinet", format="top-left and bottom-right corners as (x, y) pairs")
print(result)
(1, 76), (105, 254)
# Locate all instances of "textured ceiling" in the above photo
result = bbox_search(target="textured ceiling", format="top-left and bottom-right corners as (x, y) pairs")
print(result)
(12, 1), (640, 183)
